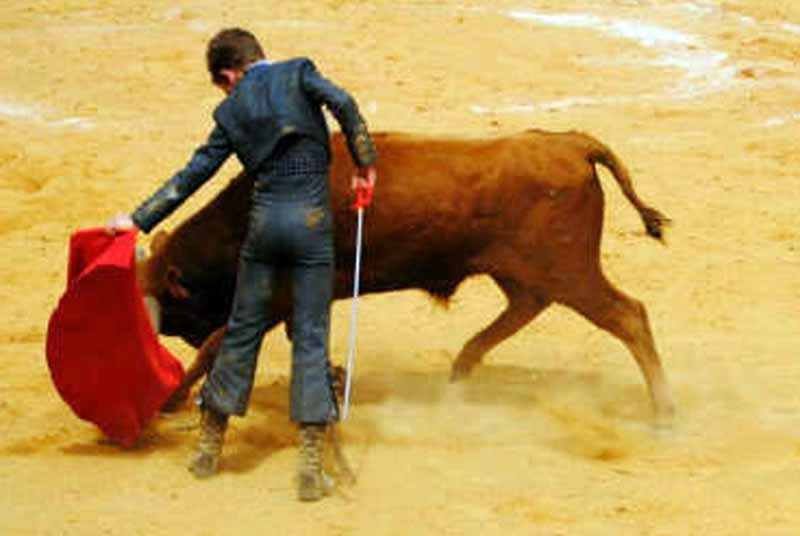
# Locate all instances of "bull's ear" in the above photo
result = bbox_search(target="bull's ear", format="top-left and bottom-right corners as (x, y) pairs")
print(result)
(150, 230), (170, 256)
(166, 265), (190, 299)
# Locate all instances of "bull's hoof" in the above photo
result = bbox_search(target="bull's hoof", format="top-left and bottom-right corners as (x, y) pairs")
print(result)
(449, 363), (474, 383)
(161, 387), (190, 413)
(653, 406), (677, 434)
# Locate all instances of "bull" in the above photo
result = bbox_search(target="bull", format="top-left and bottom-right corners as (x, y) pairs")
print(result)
(139, 129), (675, 424)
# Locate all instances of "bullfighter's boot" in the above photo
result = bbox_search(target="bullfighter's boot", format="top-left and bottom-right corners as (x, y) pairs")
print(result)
(188, 407), (228, 479)
(297, 423), (333, 501)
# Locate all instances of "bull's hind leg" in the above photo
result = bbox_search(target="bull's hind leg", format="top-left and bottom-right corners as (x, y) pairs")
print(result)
(451, 278), (551, 381)
(561, 273), (675, 425)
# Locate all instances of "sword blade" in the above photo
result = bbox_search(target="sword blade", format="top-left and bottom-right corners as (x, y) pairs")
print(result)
(342, 207), (364, 420)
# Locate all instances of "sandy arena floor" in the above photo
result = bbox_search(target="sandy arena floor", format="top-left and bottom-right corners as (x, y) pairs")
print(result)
(1, 1), (799, 534)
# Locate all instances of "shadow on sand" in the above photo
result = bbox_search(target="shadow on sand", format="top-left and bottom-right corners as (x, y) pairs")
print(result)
(33, 363), (653, 469)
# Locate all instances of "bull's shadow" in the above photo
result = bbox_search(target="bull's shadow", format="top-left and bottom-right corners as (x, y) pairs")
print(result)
(331, 363), (648, 418)
(241, 364), (572, 415)
(240, 360), (650, 424)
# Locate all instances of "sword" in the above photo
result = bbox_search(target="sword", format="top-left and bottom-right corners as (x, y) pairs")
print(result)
(341, 181), (373, 421)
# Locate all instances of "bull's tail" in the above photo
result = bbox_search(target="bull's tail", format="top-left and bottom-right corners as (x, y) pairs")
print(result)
(586, 137), (671, 242)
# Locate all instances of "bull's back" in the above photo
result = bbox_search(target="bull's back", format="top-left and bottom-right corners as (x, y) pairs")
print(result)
(326, 131), (602, 265)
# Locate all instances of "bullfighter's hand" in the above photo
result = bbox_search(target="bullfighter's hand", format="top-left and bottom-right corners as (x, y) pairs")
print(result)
(105, 213), (135, 235)
(351, 165), (377, 191)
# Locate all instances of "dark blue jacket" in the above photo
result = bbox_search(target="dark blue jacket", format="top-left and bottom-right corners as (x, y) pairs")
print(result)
(131, 58), (376, 233)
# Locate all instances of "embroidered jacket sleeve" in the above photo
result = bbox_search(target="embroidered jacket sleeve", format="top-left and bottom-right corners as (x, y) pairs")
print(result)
(300, 60), (377, 168)
(131, 125), (233, 233)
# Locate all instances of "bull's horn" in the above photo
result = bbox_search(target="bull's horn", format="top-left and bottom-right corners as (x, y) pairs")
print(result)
(150, 230), (170, 255)
(135, 246), (162, 332)
(143, 295), (162, 334)
(135, 245), (147, 262)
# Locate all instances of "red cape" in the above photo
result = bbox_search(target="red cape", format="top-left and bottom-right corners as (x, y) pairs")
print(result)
(46, 228), (184, 447)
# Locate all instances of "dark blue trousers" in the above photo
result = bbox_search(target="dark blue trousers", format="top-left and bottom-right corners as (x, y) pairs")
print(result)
(199, 141), (338, 423)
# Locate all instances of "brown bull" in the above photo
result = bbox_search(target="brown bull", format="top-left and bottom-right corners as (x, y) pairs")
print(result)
(140, 129), (675, 423)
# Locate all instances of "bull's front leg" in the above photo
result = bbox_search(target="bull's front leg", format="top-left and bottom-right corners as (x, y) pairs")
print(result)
(161, 327), (226, 412)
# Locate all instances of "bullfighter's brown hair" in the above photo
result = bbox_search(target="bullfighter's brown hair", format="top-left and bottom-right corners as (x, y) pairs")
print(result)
(206, 28), (265, 84)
